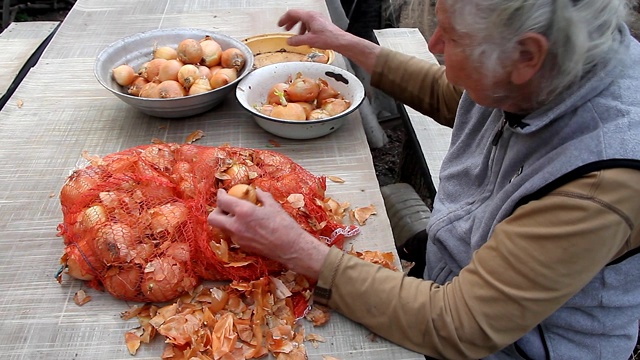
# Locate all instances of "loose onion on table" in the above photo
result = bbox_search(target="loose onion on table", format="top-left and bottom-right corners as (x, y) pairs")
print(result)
(255, 72), (351, 121)
(110, 36), (247, 99)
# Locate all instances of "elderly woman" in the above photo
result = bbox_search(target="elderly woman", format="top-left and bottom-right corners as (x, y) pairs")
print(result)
(208, 0), (640, 358)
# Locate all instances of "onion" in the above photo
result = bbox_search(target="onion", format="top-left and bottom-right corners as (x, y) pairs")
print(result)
(316, 78), (340, 103)
(227, 184), (258, 204)
(200, 38), (223, 67)
(294, 102), (315, 118)
(127, 76), (149, 96)
(141, 58), (167, 82)
(209, 72), (232, 90)
(270, 103), (307, 121)
(267, 83), (290, 105)
(154, 46), (178, 60)
(139, 82), (160, 98)
(177, 38), (203, 64)
(209, 65), (222, 75)
(177, 64), (201, 89)
(257, 104), (273, 116)
(158, 59), (184, 82)
(220, 47), (246, 71)
(197, 65), (212, 80)
(286, 74), (320, 102)
(308, 108), (331, 120)
(188, 78), (213, 95)
(157, 80), (186, 98)
(321, 98), (351, 116)
(112, 64), (137, 86)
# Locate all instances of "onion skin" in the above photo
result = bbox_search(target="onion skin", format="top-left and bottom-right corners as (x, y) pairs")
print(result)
(220, 48), (246, 71)
(177, 38), (203, 64)
(112, 64), (137, 86)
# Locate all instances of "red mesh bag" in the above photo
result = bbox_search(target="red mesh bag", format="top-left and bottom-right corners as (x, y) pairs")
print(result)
(57, 144), (358, 303)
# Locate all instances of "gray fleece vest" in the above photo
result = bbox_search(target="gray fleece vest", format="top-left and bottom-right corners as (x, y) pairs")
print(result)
(425, 25), (640, 359)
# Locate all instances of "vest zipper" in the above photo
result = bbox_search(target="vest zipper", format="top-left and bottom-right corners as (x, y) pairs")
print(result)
(491, 116), (508, 146)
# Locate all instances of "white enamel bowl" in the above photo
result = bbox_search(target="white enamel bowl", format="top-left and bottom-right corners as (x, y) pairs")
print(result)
(95, 28), (254, 118)
(235, 62), (365, 139)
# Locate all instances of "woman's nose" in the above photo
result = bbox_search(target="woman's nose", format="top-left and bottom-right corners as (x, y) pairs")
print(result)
(428, 27), (445, 55)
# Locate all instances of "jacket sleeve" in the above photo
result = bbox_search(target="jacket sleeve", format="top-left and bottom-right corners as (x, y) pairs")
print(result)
(316, 168), (640, 359)
(370, 47), (463, 128)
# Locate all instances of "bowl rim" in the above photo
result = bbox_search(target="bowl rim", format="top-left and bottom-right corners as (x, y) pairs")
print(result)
(94, 27), (254, 102)
(236, 62), (365, 125)
(241, 32), (335, 64)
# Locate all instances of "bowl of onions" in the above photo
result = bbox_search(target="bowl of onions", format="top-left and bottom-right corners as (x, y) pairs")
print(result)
(235, 62), (365, 140)
(95, 28), (254, 118)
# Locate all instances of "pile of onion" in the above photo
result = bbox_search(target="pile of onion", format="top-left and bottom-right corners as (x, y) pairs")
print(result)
(110, 35), (247, 99)
(255, 72), (351, 121)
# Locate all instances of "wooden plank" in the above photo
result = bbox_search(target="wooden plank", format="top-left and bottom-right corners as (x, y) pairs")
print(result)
(374, 27), (452, 191)
(0, 21), (59, 100)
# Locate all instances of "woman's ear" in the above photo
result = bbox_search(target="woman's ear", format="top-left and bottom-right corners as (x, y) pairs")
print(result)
(511, 33), (548, 85)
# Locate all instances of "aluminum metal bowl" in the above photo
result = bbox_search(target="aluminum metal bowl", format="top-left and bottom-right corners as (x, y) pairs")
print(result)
(95, 28), (254, 118)
(235, 62), (365, 140)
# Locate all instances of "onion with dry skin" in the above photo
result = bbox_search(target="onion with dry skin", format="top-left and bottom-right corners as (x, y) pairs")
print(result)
(112, 64), (137, 86)
(200, 38), (223, 67)
(188, 78), (213, 95)
(227, 184), (258, 204)
(209, 68), (237, 90)
(177, 38), (203, 64)
(177, 64), (201, 89)
(220, 47), (246, 71)
(127, 76), (149, 96)
(285, 74), (320, 102)
(267, 83), (290, 105)
(154, 46), (178, 60)
(158, 59), (184, 82)
(270, 103), (307, 121)
(158, 80), (187, 98)
(321, 98), (351, 116)
(141, 58), (167, 82)
(139, 82), (160, 98)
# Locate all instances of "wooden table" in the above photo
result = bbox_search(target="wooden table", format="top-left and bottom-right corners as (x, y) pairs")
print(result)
(0, 1), (422, 359)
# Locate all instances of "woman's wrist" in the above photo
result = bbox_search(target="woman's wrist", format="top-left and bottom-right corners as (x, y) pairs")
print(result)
(279, 232), (330, 280)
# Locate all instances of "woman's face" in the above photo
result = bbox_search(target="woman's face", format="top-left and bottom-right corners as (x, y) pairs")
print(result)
(428, 1), (515, 109)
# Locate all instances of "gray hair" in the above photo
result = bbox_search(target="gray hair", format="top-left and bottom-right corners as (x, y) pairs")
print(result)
(441, 0), (632, 105)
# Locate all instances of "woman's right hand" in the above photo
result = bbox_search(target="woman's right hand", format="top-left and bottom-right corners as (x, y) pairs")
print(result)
(277, 9), (348, 51)
(278, 9), (381, 74)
